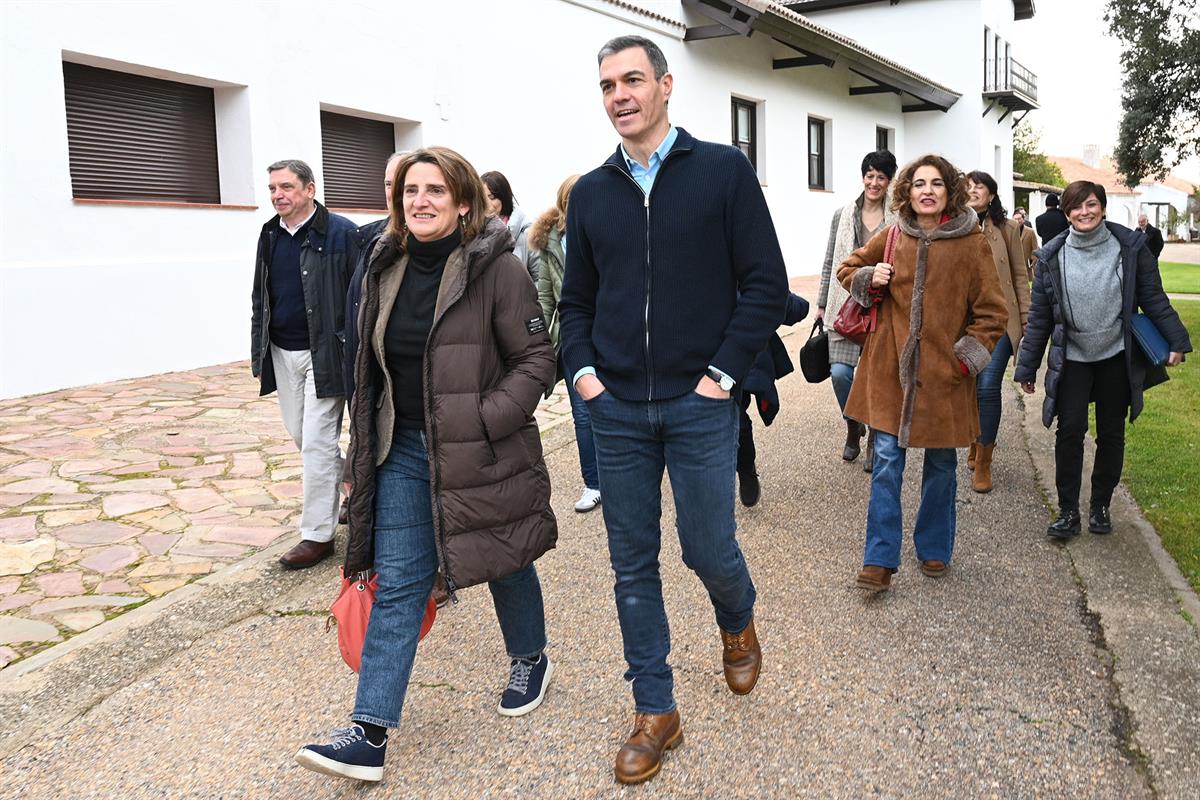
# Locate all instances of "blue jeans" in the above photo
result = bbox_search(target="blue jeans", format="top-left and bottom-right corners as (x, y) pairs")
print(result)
(563, 357), (599, 489)
(352, 429), (546, 728)
(831, 361), (855, 419)
(587, 389), (755, 714)
(975, 334), (1012, 446)
(863, 430), (958, 570)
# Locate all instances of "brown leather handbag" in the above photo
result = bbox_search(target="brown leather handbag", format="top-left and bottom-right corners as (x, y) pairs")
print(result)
(833, 224), (897, 346)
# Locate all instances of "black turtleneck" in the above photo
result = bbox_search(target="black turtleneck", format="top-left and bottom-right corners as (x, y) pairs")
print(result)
(385, 229), (462, 429)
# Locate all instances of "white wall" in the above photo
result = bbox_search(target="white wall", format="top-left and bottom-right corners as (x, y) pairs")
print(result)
(800, 0), (1032, 206)
(0, 0), (974, 398)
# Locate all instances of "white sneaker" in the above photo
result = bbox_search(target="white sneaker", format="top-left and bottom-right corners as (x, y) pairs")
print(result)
(574, 488), (602, 513)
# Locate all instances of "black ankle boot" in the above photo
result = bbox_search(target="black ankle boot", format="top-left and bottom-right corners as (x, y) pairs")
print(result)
(1088, 505), (1113, 534)
(1047, 509), (1081, 540)
(862, 429), (876, 473)
(842, 421), (864, 462)
(738, 469), (761, 508)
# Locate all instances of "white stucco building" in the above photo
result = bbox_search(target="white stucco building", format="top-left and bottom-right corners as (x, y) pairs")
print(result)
(0, 0), (1039, 398)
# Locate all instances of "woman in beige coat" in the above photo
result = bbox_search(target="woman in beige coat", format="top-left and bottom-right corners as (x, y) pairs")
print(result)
(965, 171), (1031, 492)
(837, 154), (1006, 593)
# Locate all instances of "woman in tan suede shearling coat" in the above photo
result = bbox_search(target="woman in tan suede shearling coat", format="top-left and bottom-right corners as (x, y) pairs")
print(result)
(837, 153), (1006, 593)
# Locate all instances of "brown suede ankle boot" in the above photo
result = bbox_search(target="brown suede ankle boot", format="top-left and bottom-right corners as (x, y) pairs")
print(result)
(614, 709), (682, 785)
(972, 443), (995, 493)
(967, 441), (978, 471)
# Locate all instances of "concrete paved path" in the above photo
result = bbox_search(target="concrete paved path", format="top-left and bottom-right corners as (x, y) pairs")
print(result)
(1, 310), (1197, 797)
(1162, 243), (1200, 265)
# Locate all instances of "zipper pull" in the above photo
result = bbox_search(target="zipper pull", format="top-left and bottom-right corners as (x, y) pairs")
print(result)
(644, 193), (649, 209)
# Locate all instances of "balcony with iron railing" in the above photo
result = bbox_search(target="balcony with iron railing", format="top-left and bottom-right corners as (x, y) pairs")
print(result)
(983, 56), (1039, 111)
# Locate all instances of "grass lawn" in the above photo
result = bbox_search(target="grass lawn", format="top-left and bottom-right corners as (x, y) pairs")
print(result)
(1159, 261), (1200, 294)
(1120, 299), (1200, 593)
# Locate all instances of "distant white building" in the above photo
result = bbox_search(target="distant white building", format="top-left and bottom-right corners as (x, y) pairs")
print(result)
(0, 0), (1039, 398)
(1047, 151), (1196, 232)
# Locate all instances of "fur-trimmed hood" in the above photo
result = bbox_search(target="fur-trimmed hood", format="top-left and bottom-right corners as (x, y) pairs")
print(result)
(528, 207), (562, 253)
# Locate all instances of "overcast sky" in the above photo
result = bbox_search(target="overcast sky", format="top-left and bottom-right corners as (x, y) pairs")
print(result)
(1016, 0), (1199, 183)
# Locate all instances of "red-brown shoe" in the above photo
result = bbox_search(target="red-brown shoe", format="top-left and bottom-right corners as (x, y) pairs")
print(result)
(720, 617), (762, 695)
(279, 539), (334, 570)
(855, 565), (892, 592)
(614, 710), (682, 785)
(920, 559), (948, 578)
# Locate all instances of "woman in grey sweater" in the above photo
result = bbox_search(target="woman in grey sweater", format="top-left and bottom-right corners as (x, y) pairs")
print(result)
(1015, 180), (1191, 539)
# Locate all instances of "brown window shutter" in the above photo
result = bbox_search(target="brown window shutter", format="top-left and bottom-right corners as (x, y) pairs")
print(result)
(320, 111), (394, 209)
(62, 62), (220, 203)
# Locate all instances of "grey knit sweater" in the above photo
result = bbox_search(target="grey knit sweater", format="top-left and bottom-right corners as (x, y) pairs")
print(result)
(1061, 223), (1124, 362)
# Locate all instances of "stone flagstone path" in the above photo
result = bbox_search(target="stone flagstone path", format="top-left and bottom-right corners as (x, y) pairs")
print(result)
(0, 361), (575, 668)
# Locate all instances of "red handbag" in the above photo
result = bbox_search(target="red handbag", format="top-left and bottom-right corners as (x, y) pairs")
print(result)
(329, 567), (437, 673)
(833, 224), (898, 346)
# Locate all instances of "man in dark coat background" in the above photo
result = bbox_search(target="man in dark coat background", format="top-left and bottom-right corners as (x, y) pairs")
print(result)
(1036, 192), (1070, 243)
(1138, 213), (1166, 258)
(251, 159), (356, 569)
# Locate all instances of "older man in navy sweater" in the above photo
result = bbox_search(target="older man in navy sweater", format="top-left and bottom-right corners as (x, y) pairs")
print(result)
(559, 35), (788, 785)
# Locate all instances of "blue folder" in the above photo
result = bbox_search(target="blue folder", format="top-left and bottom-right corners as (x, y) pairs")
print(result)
(1131, 313), (1170, 366)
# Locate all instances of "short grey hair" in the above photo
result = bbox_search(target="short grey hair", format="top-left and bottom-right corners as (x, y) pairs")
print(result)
(597, 35), (668, 80)
(386, 151), (408, 168)
(267, 159), (315, 186)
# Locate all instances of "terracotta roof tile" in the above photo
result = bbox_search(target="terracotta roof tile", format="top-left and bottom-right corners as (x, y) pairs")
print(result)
(1049, 155), (1197, 196)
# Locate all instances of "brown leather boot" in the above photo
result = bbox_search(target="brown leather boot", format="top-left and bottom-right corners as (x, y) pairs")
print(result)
(967, 441), (978, 471)
(720, 616), (762, 695)
(972, 443), (995, 493)
(614, 709), (682, 785)
(855, 565), (892, 592)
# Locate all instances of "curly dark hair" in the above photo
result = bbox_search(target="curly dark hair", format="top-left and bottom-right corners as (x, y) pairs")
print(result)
(890, 153), (969, 221)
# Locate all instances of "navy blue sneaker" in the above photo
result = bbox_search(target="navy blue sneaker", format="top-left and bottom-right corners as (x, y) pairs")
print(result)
(295, 725), (386, 782)
(497, 653), (554, 717)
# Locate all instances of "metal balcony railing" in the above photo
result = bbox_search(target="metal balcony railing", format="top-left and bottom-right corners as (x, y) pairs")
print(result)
(984, 57), (1038, 102)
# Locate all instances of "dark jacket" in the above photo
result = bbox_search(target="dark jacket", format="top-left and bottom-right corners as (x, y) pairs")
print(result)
(251, 202), (356, 398)
(1036, 207), (1069, 244)
(744, 292), (809, 426)
(1140, 223), (1165, 258)
(1014, 222), (1192, 427)
(344, 217), (388, 398)
(559, 128), (789, 401)
(343, 218), (558, 591)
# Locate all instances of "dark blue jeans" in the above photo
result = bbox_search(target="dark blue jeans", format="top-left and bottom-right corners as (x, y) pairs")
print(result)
(976, 334), (1012, 445)
(562, 356), (599, 489)
(864, 431), (958, 570)
(586, 389), (755, 714)
(831, 361), (855, 419)
(352, 430), (546, 728)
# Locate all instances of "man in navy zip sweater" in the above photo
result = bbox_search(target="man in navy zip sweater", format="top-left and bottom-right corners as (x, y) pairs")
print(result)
(559, 35), (788, 785)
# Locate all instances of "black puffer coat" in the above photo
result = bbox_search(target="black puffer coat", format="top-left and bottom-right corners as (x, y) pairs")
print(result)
(1014, 222), (1192, 427)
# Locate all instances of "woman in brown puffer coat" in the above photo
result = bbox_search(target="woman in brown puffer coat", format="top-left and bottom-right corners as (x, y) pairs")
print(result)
(297, 147), (558, 783)
(837, 154), (1006, 594)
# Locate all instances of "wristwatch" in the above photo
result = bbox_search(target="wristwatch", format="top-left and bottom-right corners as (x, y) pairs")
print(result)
(706, 367), (735, 392)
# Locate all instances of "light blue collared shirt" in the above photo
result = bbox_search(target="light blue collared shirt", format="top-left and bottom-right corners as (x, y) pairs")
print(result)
(621, 125), (678, 195)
